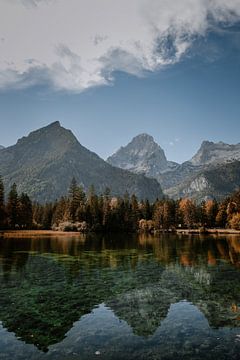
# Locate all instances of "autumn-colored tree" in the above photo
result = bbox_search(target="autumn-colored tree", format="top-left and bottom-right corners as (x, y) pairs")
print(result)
(204, 199), (218, 228)
(229, 213), (240, 230)
(216, 204), (227, 228)
(153, 200), (175, 230)
(178, 198), (197, 228)
(227, 201), (238, 220)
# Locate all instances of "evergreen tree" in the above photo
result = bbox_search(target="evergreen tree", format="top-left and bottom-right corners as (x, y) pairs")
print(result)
(7, 183), (19, 229)
(69, 177), (78, 221)
(42, 203), (54, 230)
(18, 193), (33, 229)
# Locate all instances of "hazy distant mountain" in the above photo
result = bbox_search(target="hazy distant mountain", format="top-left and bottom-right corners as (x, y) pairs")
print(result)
(0, 122), (163, 202)
(0, 145), (4, 150)
(107, 133), (178, 178)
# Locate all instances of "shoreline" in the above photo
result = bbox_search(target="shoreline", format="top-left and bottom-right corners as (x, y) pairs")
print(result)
(0, 230), (82, 238)
(0, 229), (240, 238)
(176, 229), (240, 235)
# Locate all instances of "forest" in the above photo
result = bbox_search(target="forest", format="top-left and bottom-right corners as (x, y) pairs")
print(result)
(1, 176), (240, 232)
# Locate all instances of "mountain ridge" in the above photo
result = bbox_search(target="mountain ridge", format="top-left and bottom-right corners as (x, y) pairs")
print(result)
(108, 134), (240, 201)
(0, 122), (163, 202)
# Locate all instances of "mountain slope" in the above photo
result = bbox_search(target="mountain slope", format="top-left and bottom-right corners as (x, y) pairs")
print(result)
(0, 122), (163, 202)
(165, 161), (240, 201)
(159, 141), (240, 198)
(107, 134), (178, 178)
(0, 145), (4, 150)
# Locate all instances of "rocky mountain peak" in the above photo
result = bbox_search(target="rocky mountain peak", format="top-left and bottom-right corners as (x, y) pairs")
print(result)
(15, 121), (78, 152)
(0, 123), (163, 202)
(107, 133), (177, 177)
(131, 133), (155, 144)
(190, 140), (240, 166)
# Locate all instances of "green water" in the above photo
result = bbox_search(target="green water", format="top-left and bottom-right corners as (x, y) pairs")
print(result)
(0, 233), (240, 360)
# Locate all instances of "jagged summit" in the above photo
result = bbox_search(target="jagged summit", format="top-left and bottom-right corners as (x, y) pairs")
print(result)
(107, 133), (178, 178)
(131, 133), (155, 143)
(190, 140), (240, 166)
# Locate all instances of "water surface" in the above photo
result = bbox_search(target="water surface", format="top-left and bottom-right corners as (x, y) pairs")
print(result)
(0, 233), (240, 359)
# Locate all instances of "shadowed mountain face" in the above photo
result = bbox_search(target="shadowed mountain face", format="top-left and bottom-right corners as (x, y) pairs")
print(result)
(0, 122), (163, 202)
(1, 234), (240, 355)
(108, 136), (240, 201)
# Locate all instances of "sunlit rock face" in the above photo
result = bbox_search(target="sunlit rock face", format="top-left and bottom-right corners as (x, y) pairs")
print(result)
(164, 160), (240, 201)
(107, 133), (178, 178)
(190, 141), (240, 166)
(108, 136), (240, 201)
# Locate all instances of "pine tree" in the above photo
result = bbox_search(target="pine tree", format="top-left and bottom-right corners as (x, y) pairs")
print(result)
(7, 183), (19, 229)
(69, 177), (78, 221)
(69, 178), (86, 222)
(18, 193), (33, 229)
(42, 203), (54, 229)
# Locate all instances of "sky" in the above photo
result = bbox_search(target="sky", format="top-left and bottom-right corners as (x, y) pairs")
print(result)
(0, 0), (240, 163)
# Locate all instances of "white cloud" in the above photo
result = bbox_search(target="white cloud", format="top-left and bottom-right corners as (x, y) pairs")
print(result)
(0, 0), (240, 92)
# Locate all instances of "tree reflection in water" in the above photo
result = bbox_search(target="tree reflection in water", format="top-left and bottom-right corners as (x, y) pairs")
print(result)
(0, 234), (240, 359)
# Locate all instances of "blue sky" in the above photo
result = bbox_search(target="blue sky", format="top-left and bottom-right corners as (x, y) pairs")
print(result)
(0, 0), (240, 163)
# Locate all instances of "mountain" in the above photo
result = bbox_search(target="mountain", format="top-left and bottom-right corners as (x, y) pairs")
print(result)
(189, 141), (240, 166)
(108, 137), (240, 201)
(107, 133), (178, 178)
(0, 145), (4, 150)
(0, 122), (163, 202)
(165, 161), (240, 201)
(159, 141), (240, 200)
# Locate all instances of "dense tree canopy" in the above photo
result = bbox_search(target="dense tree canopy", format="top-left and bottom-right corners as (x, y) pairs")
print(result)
(0, 176), (240, 232)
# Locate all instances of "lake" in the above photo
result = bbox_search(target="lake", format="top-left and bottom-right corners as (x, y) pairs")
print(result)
(0, 233), (240, 360)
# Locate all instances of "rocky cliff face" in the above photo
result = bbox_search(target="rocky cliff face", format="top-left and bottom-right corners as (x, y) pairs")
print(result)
(164, 161), (240, 201)
(161, 142), (240, 200)
(0, 122), (163, 202)
(190, 141), (240, 166)
(107, 133), (178, 178)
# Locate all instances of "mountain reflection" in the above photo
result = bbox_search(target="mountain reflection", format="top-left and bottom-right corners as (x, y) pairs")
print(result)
(0, 234), (240, 352)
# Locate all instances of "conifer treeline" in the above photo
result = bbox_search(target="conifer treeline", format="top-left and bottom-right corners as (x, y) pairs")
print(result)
(1, 176), (240, 231)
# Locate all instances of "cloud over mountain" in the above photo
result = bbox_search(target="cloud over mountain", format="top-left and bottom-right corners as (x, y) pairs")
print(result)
(1, 0), (240, 92)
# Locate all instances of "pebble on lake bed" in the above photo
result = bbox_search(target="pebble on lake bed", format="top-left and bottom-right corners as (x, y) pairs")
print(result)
(95, 351), (101, 355)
